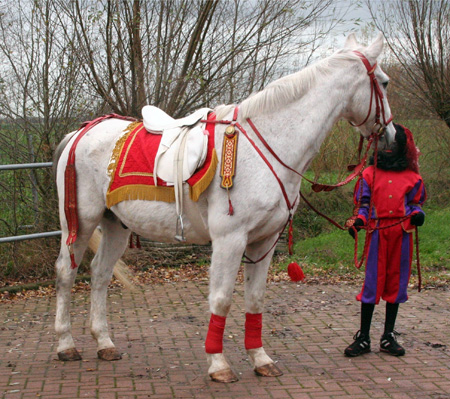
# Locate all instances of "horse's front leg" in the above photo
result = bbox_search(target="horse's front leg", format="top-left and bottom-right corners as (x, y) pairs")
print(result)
(244, 237), (283, 377)
(206, 234), (246, 383)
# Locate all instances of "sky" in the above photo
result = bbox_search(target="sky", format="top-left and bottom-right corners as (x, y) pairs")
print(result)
(328, 0), (376, 47)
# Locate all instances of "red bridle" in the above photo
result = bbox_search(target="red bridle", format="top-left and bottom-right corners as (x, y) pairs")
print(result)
(205, 50), (395, 264)
(350, 50), (393, 133)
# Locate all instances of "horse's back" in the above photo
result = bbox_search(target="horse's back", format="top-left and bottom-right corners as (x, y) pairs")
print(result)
(56, 118), (134, 212)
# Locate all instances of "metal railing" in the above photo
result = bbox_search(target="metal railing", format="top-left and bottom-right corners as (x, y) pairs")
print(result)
(0, 162), (61, 244)
(0, 162), (53, 171)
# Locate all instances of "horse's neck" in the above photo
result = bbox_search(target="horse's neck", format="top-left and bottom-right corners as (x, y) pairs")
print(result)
(248, 84), (347, 178)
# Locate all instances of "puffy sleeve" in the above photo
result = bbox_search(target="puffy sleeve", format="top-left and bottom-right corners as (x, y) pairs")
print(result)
(354, 176), (371, 224)
(406, 177), (427, 216)
(401, 176), (427, 232)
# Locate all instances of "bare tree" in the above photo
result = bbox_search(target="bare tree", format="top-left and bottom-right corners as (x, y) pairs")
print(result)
(367, 0), (450, 128)
(0, 0), (347, 275)
(0, 0), (92, 238)
(58, 0), (343, 118)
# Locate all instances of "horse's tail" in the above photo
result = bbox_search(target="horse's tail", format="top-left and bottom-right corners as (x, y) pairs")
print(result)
(53, 131), (77, 180)
(53, 129), (136, 291)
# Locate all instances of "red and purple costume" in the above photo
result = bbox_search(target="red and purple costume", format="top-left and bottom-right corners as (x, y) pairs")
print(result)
(344, 123), (425, 358)
(354, 166), (426, 304)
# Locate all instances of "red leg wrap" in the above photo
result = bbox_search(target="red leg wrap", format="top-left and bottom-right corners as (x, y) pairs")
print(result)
(245, 313), (263, 350)
(205, 314), (226, 354)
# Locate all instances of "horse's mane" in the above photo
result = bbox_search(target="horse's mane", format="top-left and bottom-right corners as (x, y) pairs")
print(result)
(215, 49), (362, 120)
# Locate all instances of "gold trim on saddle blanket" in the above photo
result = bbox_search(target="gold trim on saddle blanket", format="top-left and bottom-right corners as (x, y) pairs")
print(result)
(220, 125), (238, 189)
(106, 121), (142, 179)
(189, 149), (218, 201)
(106, 121), (218, 208)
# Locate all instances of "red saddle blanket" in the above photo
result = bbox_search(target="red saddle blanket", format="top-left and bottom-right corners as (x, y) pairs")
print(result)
(106, 114), (218, 208)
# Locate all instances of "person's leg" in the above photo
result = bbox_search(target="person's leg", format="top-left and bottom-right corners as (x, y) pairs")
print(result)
(384, 302), (399, 334)
(380, 302), (405, 356)
(361, 302), (375, 336)
(344, 303), (375, 357)
(379, 227), (410, 356)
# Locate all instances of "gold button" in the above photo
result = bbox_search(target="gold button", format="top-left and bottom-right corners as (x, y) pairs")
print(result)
(389, 210), (393, 214)
(388, 180), (392, 183)
(389, 195), (393, 198)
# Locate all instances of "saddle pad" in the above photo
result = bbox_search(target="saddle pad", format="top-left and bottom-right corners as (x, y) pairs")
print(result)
(106, 115), (218, 208)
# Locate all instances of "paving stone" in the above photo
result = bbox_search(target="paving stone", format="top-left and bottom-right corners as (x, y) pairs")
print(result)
(0, 282), (449, 398)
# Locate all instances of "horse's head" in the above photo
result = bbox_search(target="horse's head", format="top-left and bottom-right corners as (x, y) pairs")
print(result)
(342, 33), (395, 148)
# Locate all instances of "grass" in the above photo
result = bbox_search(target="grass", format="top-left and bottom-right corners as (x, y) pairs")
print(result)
(0, 118), (448, 283)
(279, 206), (450, 287)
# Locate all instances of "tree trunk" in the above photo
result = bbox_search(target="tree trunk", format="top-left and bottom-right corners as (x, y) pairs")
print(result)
(131, 0), (146, 117)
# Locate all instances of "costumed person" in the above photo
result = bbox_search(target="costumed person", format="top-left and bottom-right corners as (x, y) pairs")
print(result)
(344, 123), (426, 357)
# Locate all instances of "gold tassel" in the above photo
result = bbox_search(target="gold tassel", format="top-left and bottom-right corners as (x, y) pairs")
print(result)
(106, 184), (176, 208)
(189, 149), (219, 201)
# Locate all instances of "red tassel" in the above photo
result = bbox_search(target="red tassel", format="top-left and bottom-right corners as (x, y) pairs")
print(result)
(228, 197), (234, 216)
(136, 234), (141, 249)
(288, 262), (305, 282)
(129, 234), (135, 249)
(70, 252), (78, 269)
(288, 219), (294, 255)
(226, 188), (234, 216)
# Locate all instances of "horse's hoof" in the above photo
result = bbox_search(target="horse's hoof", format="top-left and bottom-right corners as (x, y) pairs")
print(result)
(97, 348), (122, 361)
(57, 348), (82, 361)
(209, 368), (239, 383)
(254, 363), (283, 377)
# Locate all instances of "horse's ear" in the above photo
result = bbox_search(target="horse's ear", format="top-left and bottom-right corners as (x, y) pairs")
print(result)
(344, 33), (359, 49)
(365, 33), (384, 61)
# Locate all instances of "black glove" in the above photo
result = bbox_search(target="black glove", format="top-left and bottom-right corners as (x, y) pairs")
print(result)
(410, 212), (425, 226)
(349, 218), (365, 239)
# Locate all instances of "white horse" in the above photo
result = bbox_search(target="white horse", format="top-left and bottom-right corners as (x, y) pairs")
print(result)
(54, 34), (395, 382)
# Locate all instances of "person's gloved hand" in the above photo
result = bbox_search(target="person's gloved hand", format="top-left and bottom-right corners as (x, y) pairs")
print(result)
(410, 212), (425, 226)
(349, 218), (364, 238)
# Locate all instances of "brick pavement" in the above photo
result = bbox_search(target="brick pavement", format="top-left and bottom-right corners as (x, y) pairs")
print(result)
(0, 281), (449, 399)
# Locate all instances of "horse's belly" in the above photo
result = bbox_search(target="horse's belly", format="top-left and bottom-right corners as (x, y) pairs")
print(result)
(112, 200), (211, 245)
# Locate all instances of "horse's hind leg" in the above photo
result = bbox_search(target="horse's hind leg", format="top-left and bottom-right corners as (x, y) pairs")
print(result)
(55, 225), (97, 361)
(90, 213), (130, 360)
(244, 237), (283, 377)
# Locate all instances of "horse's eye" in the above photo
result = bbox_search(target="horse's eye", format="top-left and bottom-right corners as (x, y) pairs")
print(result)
(382, 81), (389, 89)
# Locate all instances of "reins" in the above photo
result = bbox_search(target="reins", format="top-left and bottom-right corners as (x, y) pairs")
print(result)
(206, 109), (382, 264)
(205, 50), (426, 287)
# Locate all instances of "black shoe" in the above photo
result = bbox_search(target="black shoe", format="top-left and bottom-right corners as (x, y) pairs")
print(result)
(380, 331), (405, 356)
(344, 330), (371, 357)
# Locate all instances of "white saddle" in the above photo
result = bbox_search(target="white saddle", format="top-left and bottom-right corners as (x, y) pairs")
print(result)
(141, 105), (211, 184)
(141, 105), (212, 242)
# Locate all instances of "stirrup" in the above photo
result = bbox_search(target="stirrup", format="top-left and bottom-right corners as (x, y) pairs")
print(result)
(174, 215), (186, 242)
